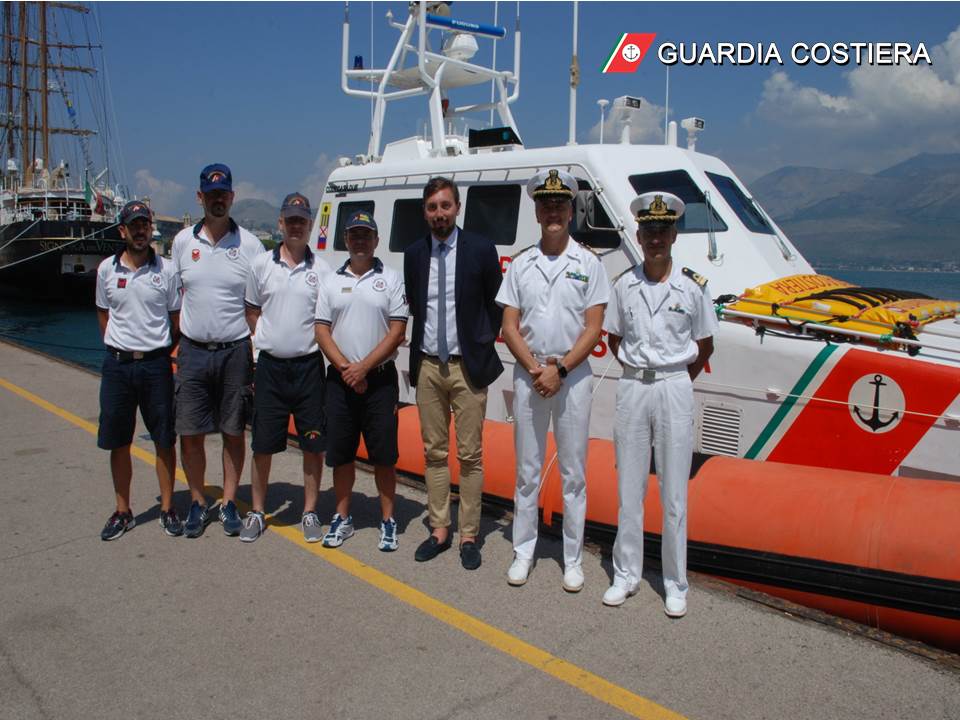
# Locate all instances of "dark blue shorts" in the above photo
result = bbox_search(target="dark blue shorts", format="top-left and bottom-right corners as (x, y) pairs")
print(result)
(251, 351), (326, 455)
(175, 338), (253, 437)
(324, 361), (399, 468)
(98, 352), (176, 450)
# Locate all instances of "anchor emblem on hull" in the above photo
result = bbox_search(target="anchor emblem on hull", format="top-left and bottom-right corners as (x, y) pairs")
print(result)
(853, 375), (900, 431)
(848, 373), (904, 434)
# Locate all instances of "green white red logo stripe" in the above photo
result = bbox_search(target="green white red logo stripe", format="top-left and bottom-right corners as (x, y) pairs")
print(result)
(602, 33), (657, 73)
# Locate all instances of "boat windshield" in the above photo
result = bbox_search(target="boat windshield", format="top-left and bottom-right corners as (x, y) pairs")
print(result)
(628, 170), (727, 234)
(705, 172), (775, 235)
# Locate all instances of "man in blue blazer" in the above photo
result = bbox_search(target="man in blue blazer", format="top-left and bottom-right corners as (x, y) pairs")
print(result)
(403, 176), (504, 570)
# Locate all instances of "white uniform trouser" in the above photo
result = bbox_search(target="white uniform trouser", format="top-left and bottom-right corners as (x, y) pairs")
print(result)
(612, 371), (694, 599)
(512, 361), (593, 567)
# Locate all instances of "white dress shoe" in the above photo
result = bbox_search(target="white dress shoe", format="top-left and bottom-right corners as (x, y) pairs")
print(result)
(664, 595), (687, 618)
(507, 557), (533, 586)
(602, 580), (638, 607)
(562, 565), (584, 593)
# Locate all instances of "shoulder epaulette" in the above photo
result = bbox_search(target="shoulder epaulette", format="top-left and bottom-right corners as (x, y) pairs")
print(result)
(682, 267), (707, 288)
(613, 265), (638, 284)
(511, 244), (537, 261)
(575, 240), (601, 257)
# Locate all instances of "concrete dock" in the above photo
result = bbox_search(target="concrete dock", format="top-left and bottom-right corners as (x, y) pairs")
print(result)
(0, 340), (957, 720)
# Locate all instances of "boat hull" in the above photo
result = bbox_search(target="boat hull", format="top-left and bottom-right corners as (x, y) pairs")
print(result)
(349, 408), (960, 653)
(0, 219), (124, 301)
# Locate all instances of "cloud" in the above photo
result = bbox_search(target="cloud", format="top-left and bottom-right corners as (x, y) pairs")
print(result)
(586, 97), (665, 144)
(232, 181), (280, 205)
(751, 25), (960, 171)
(299, 153), (341, 206)
(133, 169), (189, 217)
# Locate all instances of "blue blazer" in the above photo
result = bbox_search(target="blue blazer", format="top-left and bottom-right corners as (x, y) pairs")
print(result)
(403, 228), (504, 389)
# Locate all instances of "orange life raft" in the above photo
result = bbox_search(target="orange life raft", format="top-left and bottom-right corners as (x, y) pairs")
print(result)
(357, 408), (960, 653)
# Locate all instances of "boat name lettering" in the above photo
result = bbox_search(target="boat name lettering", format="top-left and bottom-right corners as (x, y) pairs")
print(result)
(326, 182), (359, 194)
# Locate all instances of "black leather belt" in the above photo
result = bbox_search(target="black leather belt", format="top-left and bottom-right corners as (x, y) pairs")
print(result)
(106, 346), (169, 362)
(260, 351), (322, 363)
(330, 360), (394, 376)
(424, 354), (461, 363)
(183, 336), (249, 351)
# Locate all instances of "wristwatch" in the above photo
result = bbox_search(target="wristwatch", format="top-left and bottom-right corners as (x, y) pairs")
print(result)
(557, 362), (568, 380)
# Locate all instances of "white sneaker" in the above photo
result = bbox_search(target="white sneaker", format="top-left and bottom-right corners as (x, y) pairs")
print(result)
(562, 565), (584, 593)
(507, 557), (532, 586)
(602, 579), (638, 607)
(664, 596), (687, 618)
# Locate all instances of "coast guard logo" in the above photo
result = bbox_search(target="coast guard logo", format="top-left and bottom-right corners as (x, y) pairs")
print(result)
(848, 374), (905, 434)
(227, 247), (240, 260)
(372, 278), (387, 292)
(306, 272), (318, 287)
(150, 273), (163, 288)
(191, 248), (200, 262)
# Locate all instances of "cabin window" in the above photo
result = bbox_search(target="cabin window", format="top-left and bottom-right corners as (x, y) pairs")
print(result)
(628, 170), (728, 234)
(464, 184), (520, 246)
(333, 201), (375, 250)
(705, 172), (775, 235)
(571, 178), (620, 249)
(389, 198), (429, 252)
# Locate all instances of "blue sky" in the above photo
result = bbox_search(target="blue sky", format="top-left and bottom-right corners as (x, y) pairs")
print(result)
(74, 1), (960, 215)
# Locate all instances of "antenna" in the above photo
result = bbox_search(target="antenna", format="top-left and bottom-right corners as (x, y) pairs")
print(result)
(567, 0), (579, 146)
(664, 63), (670, 142)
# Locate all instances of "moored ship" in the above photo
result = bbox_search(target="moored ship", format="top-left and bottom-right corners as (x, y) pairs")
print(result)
(0, 2), (126, 300)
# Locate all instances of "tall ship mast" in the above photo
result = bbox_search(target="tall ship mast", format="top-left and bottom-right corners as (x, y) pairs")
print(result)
(0, 1), (126, 300)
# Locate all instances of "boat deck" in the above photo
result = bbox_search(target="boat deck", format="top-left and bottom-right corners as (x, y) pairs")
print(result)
(0, 340), (957, 720)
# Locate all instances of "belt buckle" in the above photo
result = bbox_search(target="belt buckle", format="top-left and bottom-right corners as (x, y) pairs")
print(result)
(641, 369), (656, 383)
(206, 342), (218, 351)
(132, 351), (145, 360)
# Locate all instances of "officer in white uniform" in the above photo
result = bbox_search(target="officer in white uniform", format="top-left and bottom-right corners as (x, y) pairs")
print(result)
(496, 168), (610, 592)
(602, 191), (718, 618)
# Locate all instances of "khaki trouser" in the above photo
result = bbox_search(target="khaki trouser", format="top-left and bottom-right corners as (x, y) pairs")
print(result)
(416, 356), (487, 537)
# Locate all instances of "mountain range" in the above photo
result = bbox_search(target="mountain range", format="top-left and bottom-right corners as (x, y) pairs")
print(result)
(231, 153), (959, 267)
(750, 153), (960, 267)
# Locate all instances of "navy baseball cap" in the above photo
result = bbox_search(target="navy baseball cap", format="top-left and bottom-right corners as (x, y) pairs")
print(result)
(199, 163), (232, 192)
(119, 200), (152, 225)
(281, 192), (312, 220)
(345, 210), (377, 233)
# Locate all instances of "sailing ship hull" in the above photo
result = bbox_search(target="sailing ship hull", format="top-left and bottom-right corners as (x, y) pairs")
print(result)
(0, 218), (124, 301)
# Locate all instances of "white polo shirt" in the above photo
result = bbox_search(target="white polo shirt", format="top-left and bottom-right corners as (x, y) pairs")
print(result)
(604, 262), (718, 369)
(421, 227), (460, 356)
(315, 258), (408, 363)
(95, 251), (181, 352)
(496, 239), (610, 359)
(171, 220), (265, 343)
(246, 245), (331, 358)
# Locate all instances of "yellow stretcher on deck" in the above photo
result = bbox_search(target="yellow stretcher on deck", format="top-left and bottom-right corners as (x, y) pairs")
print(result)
(721, 274), (960, 352)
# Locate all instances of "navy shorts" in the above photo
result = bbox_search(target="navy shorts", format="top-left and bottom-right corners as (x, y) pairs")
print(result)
(324, 361), (399, 468)
(98, 352), (176, 450)
(175, 338), (253, 437)
(251, 351), (326, 455)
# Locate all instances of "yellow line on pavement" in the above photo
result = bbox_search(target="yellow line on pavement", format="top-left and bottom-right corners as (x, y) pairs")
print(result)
(0, 373), (687, 720)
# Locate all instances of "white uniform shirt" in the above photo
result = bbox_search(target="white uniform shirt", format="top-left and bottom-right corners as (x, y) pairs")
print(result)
(421, 227), (460, 356)
(171, 220), (265, 343)
(496, 239), (610, 359)
(95, 251), (181, 352)
(604, 262), (719, 368)
(315, 258), (408, 363)
(245, 245), (331, 358)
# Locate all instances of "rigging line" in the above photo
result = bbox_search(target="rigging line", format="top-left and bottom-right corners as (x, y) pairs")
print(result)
(695, 379), (955, 422)
(0, 217), (42, 253)
(92, 5), (125, 193)
(0, 220), (120, 271)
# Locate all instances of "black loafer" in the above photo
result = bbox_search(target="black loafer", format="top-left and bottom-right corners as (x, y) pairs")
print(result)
(459, 541), (482, 570)
(415, 535), (452, 562)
